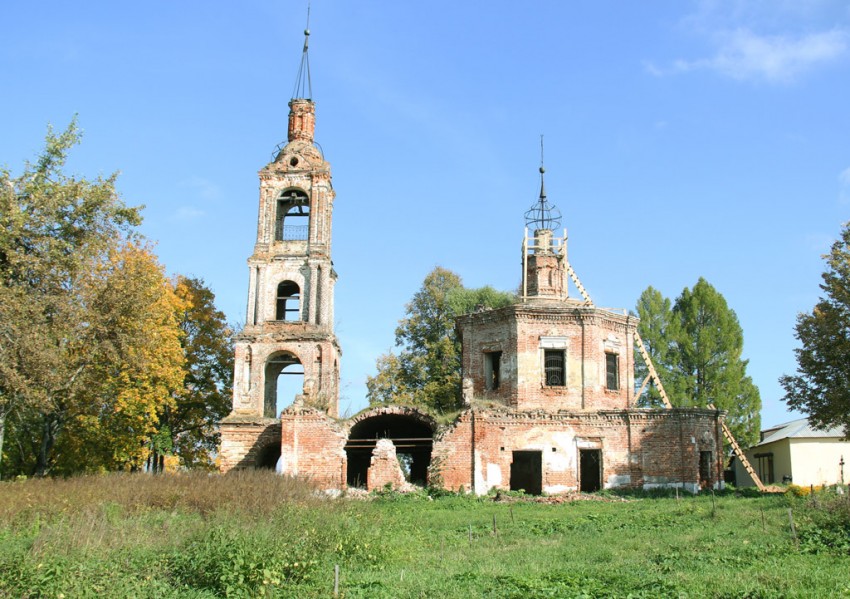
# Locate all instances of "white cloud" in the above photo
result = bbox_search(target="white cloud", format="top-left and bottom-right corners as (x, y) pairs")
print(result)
(648, 0), (850, 83)
(648, 28), (848, 83)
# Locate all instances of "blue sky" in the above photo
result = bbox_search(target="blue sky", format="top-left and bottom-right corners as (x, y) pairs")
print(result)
(2, 1), (849, 427)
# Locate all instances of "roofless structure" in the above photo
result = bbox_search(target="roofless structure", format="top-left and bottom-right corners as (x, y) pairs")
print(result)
(220, 22), (731, 495)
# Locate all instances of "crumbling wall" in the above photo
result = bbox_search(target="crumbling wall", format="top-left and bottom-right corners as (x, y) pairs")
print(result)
(219, 417), (282, 472)
(279, 405), (347, 488)
(457, 304), (638, 413)
(366, 439), (407, 491)
(431, 408), (722, 494)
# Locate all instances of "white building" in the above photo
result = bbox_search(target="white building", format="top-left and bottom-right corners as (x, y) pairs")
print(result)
(734, 418), (849, 487)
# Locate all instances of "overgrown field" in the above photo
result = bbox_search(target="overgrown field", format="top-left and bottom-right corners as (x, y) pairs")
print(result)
(1, 472), (848, 598)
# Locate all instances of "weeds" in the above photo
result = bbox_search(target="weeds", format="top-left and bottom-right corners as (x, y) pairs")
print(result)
(1, 475), (848, 597)
(0, 469), (316, 521)
(792, 487), (850, 554)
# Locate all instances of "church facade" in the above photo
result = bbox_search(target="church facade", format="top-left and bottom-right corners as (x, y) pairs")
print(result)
(219, 31), (725, 495)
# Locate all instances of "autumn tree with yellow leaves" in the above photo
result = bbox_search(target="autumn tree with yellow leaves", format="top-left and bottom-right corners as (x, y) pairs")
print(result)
(0, 120), (231, 477)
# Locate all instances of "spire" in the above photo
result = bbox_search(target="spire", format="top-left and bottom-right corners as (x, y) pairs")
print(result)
(524, 136), (562, 231)
(287, 6), (316, 143)
(291, 5), (312, 100)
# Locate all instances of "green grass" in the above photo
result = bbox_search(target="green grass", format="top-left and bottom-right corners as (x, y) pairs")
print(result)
(1, 473), (848, 598)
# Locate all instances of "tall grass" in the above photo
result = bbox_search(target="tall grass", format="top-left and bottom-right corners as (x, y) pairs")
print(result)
(0, 470), (316, 521)
(1, 474), (848, 598)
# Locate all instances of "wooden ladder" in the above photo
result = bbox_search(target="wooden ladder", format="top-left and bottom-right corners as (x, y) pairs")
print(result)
(709, 403), (766, 492)
(634, 331), (673, 409)
(566, 263), (593, 304)
(634, 333), (766, 492)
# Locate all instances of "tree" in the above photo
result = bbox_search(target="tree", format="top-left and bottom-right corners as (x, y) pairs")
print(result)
(780, 222), (850, 435)
(0, 119), (142, 476)
(634, 279), (761, 446)
(0, 121), (235, 477)
(674, 279), (760, 445)
(366, 267), (515, 413)
(48, 243), (186, 474)
(155, 276), (233, 471)
(634, 286), (682, 408)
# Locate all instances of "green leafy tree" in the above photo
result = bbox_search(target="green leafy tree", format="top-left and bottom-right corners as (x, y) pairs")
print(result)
(674, 279), (760, 445)
(634, 286), (682, 408)
(366, 267), (515, 413)
(0, 119), (143, 476)
(159, 276), (234, 471)
(634, 279), (761, 446)
(0, 121), (235, 477)
(780, 222), (850, 435)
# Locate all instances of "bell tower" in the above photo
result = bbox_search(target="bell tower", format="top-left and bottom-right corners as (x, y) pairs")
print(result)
(228, 25), (341, 433)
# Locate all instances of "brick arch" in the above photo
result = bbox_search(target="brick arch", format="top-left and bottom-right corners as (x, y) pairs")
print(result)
(345, 406), (436, 489)
(264, 350), (304, 417)
(275, 188), (310, 242)
(347, 405), (438, 432)
(255, 438), (282, 470)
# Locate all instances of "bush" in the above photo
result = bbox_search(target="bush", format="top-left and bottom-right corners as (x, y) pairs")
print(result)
(171, 524), (319, 597)
(796, 489), (850, 554)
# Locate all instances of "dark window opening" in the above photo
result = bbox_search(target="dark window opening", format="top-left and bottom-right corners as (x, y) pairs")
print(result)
(579, 449), (602, 492)
(345, 414), (433, 488)
(510, 450), (543, 495)
(605, 353), (619, 391)
(264, 353), (304, 417)
(275, 189), (310, 241)
(256, 442), (281, 470)
(484, 351), (502, 390)
(699, 451), (713, 489)
(544, 349), (565, 386)
(754, 452), (775, 485)
(275, 281), (301, 321)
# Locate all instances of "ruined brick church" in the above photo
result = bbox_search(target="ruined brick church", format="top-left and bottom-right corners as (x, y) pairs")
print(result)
(219, 29), (725, 494)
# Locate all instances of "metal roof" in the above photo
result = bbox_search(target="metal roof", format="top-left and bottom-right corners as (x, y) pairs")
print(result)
(756, 417), (847, 446)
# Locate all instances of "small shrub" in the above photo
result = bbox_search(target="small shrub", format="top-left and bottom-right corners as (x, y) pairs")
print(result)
(171, 525), (318, 597)
(797, 492), (850, 554)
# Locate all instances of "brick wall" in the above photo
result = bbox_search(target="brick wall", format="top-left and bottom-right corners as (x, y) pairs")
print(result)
(279, 405), (347, 488)
(366, 439), (408, 490)
(219, 417), (281, 472)
(432, 407), (722, 494)
(458, 303), (637, 412)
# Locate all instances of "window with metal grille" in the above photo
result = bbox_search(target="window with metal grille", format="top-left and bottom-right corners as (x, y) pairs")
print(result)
(605, 353), (619, 391)
(275, 189), (310, 241)
(544, 349), (565, 386)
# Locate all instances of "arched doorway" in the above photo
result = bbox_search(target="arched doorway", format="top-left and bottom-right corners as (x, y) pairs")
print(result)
(256, 442), (281, 470)
(264, 352), (304, 417)
(345, 409), (434, 488)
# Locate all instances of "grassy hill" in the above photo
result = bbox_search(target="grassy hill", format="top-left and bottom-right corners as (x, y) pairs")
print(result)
(1, 472), (848, 598)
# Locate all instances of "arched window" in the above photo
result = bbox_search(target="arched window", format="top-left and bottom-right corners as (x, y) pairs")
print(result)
(264, 352), (304, 417)
(276, 281), (300, 321)
(275, 189), (309, 241)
